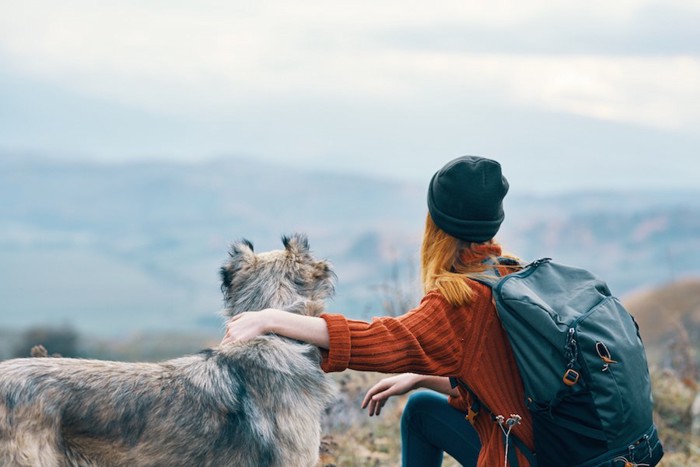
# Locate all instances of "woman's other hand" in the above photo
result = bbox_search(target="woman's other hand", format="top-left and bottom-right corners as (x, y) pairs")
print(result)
(361, 373), (421, 416)
(361, 374), (459, 416)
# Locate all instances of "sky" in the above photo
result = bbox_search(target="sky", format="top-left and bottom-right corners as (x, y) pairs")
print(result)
(1, 0), (699, 192)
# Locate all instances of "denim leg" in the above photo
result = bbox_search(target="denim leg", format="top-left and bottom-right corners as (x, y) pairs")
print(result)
(401, 391), (481, 467)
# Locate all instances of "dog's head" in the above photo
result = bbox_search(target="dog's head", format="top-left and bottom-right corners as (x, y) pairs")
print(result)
(220, 233), (335, 317)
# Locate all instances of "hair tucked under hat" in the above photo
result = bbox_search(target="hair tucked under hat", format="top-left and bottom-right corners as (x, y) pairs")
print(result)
(427, 156), (509, 243)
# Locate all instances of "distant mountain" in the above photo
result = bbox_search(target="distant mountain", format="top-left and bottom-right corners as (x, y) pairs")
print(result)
(1, 154), (699, 336)
(0, 155), (425, 335)
(505, 202), (700, 293)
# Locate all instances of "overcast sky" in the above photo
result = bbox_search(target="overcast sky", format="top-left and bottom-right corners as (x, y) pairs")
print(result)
(1, 0), (698, 192)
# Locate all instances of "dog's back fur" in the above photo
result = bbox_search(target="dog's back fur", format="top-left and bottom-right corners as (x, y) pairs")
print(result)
(0, 234), (336, 467)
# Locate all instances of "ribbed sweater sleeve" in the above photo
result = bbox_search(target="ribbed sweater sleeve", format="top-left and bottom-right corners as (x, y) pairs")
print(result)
(319, 292), (466, 375)
(319, 313), (352, 372)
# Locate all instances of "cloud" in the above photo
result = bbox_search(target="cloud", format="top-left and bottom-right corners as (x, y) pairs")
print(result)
(380, 2), (700, 57)
(0, 0), (698, 162)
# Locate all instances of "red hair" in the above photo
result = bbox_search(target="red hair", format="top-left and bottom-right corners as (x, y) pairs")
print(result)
(420, 213), (516, 306)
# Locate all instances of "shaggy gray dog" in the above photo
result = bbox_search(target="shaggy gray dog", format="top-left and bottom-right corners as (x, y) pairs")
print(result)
(0, 234), (336, 467)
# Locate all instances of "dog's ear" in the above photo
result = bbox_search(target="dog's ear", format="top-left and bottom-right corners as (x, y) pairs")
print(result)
(282, 233), (310, 256)
(312, 259), (333, 281)
(219, 265), (234, 291)
(238, 238), (255, 253)
(310, 259), (336, 299)
(220, 239), (256, 290)
(229, 238), (255, 258)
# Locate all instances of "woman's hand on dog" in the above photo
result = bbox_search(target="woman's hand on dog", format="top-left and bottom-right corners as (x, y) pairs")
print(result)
(221, 310), (275, 344)
(221, 309), (330, 349)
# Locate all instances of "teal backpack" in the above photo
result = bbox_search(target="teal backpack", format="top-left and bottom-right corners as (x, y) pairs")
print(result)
(452, 258), (663, 467)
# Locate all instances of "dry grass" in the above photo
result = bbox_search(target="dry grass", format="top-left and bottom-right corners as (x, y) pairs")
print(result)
(319, 371), (461, 467)
(319, 368), (699, 466)
(652, 368), (700, 466)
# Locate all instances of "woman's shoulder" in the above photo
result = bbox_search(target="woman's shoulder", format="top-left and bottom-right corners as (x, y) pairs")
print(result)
(419, 289), (451, 306)
(421, 281), (493, 309)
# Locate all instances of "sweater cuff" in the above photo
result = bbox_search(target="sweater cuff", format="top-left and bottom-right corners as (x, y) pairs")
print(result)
(319, 313), (351, 372)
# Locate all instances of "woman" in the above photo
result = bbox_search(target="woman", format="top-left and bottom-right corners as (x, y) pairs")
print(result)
(222, 156), (534, 466)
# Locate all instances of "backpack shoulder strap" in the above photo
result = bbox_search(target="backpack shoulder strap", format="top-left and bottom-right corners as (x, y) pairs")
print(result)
(470, 255), (524, 288)
(452, 255), (541, 466)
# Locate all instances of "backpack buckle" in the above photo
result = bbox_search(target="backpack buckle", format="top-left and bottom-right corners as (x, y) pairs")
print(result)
(465, 405), (479, 424)
(563, 368), (580, 386)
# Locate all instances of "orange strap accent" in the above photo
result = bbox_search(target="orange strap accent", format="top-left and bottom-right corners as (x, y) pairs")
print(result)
(465, 406), (479, 424)
(563, 368), (580, 386)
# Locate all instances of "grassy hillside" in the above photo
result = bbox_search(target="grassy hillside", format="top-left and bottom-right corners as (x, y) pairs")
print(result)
(625, 278), (700, 370)
(320, 369), (699, 467)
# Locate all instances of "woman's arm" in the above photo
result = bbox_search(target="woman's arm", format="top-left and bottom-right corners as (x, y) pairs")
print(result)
(418, 374), (459, 396)
(223, 292), (465, 378)
(362, 373), (458, 416)
(221, 309), (330, 349)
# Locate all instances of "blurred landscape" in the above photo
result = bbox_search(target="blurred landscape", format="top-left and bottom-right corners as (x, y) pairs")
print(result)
(2, 154), (700, 353)
(1, 154), (699, 464)
(2, 154), (699, 338)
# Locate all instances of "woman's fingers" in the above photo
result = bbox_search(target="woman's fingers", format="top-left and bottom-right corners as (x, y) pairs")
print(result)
(221, 312), (260, 345)
(362, 374), (421, 416)
(362, 374), (414, 412)
(361, 380), (391, 408)
(365, 395), (384, 416)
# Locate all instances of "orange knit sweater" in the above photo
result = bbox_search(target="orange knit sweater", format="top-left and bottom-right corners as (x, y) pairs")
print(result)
(319, 250), (535, 466)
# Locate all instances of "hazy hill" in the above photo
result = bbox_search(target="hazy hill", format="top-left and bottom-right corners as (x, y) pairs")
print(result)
(624, 279), (700, 367)
(1, 154), (699, 337)
(0, 155), (426, 336)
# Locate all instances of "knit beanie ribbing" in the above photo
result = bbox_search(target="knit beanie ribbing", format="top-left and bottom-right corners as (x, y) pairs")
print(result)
(427, 156), (509, 243)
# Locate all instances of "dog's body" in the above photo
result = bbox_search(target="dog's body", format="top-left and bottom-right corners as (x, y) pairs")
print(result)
(0, 234), (336, 467)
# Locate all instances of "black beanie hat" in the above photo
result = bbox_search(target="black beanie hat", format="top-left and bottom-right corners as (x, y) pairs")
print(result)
(427, 156), (509, 243)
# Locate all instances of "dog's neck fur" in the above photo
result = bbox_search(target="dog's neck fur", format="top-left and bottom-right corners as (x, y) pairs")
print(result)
(225, 298), (325, 319)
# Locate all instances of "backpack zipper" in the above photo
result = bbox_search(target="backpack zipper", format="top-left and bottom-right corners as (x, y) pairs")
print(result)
(491, 257), (551, 296)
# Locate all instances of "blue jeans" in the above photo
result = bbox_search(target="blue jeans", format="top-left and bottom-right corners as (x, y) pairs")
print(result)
(401, 391), (481, 467)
